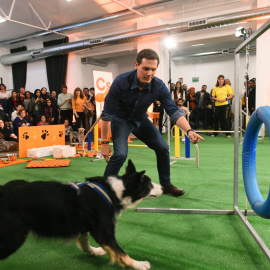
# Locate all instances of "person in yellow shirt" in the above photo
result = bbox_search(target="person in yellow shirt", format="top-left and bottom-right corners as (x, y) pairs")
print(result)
(211, 75), (233, 138)
(72, 87), (87, 130)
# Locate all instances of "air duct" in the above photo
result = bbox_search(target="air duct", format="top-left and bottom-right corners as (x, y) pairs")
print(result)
(172, 46), (256, 61)
(81, 57), (108, 67)
(1, 7), (269, 65)
(0, 0), (174, 46)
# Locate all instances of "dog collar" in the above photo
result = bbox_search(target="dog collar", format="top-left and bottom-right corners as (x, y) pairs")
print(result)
(69, 181), (113, 210)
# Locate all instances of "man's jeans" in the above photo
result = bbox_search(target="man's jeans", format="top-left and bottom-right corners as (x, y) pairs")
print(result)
(104, 117), (171, 186)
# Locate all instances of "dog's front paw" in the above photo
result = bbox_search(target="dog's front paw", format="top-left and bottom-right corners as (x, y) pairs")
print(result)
(90, 247), (106, 256)
(132, 260), (151, 270)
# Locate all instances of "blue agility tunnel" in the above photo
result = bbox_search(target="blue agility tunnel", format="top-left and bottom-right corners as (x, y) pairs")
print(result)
(242, 106), (270, 218)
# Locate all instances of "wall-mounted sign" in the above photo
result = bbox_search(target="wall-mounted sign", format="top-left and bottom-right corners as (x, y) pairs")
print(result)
(192, 77), (199, 83)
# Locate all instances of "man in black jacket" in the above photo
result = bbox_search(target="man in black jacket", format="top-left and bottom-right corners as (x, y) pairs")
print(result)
(248, 79), (256, 115)
(194, 85), (211, 129)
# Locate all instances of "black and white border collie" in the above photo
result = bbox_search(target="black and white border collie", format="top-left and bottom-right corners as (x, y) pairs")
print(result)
(0, 160), (162, 269)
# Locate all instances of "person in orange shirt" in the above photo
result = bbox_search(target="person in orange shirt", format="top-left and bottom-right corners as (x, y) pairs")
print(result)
(72, 87), (87, 130)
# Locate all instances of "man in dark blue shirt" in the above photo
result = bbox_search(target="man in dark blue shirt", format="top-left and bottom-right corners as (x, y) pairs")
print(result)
(101, 49), (203, 197)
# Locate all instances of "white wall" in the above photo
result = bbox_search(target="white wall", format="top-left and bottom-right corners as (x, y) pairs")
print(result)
(0, 47), (13, 90)
(256, 0), (270, 108)
(26, 60), (49, 93)
(170, 53), (256, 94)
(80, 53), (136, 89)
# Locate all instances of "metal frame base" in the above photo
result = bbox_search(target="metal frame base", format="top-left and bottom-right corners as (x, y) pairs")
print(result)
(136, 207), (270, 262)
(235, 207), (270, 261)
(136, 208), (256, 215)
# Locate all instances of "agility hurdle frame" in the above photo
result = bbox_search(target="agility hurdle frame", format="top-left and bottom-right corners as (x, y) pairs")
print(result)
(137, 19), (270, 261)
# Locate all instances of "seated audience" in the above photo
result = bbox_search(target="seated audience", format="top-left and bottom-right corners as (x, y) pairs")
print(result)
(0, 118), (18, 152)
(0, 118), (17, 142)
(0, 102), (12, 125)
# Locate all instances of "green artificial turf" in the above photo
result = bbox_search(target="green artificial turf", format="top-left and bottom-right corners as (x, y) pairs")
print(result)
(0, 134), (270, 269)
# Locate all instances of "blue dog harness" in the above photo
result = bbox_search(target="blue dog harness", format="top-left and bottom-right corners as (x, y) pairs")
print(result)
(69, 181), (113, 210)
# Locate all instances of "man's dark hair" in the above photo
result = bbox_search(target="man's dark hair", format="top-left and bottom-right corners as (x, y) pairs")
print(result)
(250, 79), (256, 84)
(61, 84), (67, 89)
(202, 85), (207, 88)
(136, 49), (160, 66)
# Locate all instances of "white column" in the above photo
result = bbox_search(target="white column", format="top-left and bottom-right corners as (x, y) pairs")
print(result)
(0, 47), (13, 89)
(66, 35), (83, 93)
(256, 1), (270, 107)
(137, 18), (164, 79)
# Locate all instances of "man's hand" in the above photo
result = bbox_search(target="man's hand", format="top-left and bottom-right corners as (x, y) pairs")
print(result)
(188, 131), (204, 144)
(101, 144), (112, 163)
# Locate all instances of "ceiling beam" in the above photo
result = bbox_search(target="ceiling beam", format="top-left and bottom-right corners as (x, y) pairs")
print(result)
(112, 0), (145, 17)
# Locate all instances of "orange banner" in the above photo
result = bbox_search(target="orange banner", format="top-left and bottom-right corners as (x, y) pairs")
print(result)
(19, 125), (65, 158)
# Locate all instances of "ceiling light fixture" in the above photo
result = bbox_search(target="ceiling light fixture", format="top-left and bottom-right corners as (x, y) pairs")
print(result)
(192, 43), (204, 47)
(235, 27), (247, 38)
(0, 16), (6, 23)
(165, 37), (176, 50)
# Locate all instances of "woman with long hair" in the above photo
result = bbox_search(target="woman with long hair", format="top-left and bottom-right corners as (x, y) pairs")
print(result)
(44, 99), (57, 124)
(23, 91), (35, 122)
(173, 81), (185, 104)
(211, 75), (233, 138)
(7, 90), (22, 115)
(0, 83), (10, 112)
(185, 87), (196, 123)
(40, 87), (50, 105)
(72, 87), (87, 130)
(33, 89), (43, 125)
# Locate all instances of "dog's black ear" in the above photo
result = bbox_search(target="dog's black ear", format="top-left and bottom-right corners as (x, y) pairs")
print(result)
(139, 170), (146, 177)
(125, 159), (136, 174)
(135, 170), (145, 182)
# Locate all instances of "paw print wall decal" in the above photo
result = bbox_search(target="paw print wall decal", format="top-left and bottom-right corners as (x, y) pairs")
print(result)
(41, 130), (49, 140)
(23, 132), (29, 140)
